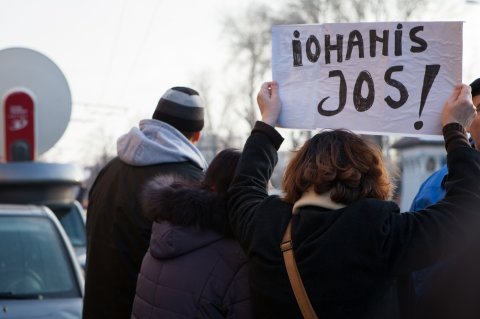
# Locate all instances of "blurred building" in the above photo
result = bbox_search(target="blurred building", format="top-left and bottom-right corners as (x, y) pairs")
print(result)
(391, 137), (445, 211)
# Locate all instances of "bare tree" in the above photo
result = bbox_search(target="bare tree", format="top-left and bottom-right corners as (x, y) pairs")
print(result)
(282, 0), (430, 22)
(220, 0), (434, 149)
(221, 3), (276, 131)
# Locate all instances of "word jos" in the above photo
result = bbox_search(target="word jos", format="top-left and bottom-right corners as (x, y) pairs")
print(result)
(317, 64), (440, 130)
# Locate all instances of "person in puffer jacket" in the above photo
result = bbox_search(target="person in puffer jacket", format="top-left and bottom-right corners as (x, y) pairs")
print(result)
(131, 148), (251, 319)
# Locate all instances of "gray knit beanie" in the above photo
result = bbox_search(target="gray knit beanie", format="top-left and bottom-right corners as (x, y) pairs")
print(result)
(152, 86), (204, 132)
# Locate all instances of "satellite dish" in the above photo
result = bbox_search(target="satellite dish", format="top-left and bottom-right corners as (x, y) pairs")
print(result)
(0, 47), (71, 161)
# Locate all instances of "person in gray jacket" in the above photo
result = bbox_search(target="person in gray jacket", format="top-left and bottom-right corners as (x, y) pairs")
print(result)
(132, 148), (251, 319)
(83, 86), (207, 319)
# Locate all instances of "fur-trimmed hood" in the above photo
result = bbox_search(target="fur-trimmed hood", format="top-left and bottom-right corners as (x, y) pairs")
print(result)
(141, 175), (232, 237)
(141, 175), (233, 259)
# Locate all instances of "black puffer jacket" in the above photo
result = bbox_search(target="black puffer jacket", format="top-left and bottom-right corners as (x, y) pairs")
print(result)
(131, 176), (251, 319)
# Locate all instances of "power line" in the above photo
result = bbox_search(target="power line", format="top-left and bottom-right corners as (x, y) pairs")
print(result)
(74, 101), (128, 111)
(99, 0), (129, 103)
(119, 0), (162, 103)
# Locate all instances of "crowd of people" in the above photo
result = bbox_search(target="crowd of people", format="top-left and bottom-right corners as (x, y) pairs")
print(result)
(82, 75), (480, 319)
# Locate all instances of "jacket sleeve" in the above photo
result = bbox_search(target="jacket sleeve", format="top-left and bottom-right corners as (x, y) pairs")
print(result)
(228, 121), (284, 249)
(382, 123), (480, 274)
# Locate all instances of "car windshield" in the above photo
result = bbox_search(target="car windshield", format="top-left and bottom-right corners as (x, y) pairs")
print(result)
(50, 204), (86, 247)
(0, 216), (81, 299)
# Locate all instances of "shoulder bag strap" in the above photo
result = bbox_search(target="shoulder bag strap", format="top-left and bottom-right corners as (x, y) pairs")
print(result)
(281, 219), (319, 319)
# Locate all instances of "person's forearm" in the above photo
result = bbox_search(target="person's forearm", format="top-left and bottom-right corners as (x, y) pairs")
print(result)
(442, 122), (470, 153)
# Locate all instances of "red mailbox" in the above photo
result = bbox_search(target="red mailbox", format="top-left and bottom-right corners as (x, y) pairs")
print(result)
(3, 91), (36, 161)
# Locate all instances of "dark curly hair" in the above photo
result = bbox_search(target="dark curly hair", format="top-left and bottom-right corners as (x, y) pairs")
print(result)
(282, 129), (392, 205)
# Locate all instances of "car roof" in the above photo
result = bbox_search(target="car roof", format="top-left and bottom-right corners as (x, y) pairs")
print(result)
(0, 204), (51, 217)
(0, 162), (84, 205)
(0, 162), (84, 183)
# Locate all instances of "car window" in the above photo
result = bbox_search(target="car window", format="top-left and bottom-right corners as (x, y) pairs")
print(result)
(50, 205), (86, 247)
(0, 216), (81, 298)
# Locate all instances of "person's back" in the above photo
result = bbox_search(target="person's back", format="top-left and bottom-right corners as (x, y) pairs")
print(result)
(227, 82), (480, 318)
(232, 196), (419, 318)
(83, 87), (207, 319)
(131, 149), (251, 318)
(132, 222), (249, 319)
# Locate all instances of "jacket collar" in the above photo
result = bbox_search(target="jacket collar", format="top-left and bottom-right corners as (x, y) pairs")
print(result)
(292, 187), (346, 214)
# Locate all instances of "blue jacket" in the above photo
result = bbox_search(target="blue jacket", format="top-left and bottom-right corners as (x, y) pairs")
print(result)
(410, 139), (475, 213)
(410, 165), (448, 212)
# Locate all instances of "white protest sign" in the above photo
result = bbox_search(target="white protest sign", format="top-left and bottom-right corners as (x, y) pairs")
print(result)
(272, 22), (462, 136)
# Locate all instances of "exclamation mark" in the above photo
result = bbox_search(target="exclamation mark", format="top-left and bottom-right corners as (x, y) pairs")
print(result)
(414, 64), (440, 130)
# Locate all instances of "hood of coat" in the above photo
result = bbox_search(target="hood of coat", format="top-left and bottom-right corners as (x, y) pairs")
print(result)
(141, 174), (232, 237)
(116, 119), (207, 170)
(149, 222), (224, 259)
(142, 175), (231, 259)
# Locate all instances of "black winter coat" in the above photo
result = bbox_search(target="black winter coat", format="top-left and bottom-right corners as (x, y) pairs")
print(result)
(228, 121), (480, 319)
(83, 158), (203, 319)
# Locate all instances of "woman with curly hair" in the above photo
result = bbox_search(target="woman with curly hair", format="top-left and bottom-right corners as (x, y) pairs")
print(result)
(228, 81), (480, 319)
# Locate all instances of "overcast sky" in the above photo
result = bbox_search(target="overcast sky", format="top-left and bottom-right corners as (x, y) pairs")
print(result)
(1, 0), (480, 167)
(0, 0), (237, 166)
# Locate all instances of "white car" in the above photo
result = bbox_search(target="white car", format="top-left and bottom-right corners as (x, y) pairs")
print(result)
(0, 204), (84, 318)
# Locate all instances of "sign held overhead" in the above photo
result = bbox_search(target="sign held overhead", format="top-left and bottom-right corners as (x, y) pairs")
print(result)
(272, 21), (463, 136)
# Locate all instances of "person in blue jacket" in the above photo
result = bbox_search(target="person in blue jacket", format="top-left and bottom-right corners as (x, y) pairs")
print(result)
(410, 78), (480, 319)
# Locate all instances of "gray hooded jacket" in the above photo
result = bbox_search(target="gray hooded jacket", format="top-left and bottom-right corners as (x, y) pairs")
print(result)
(117, 119), (207, 169)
